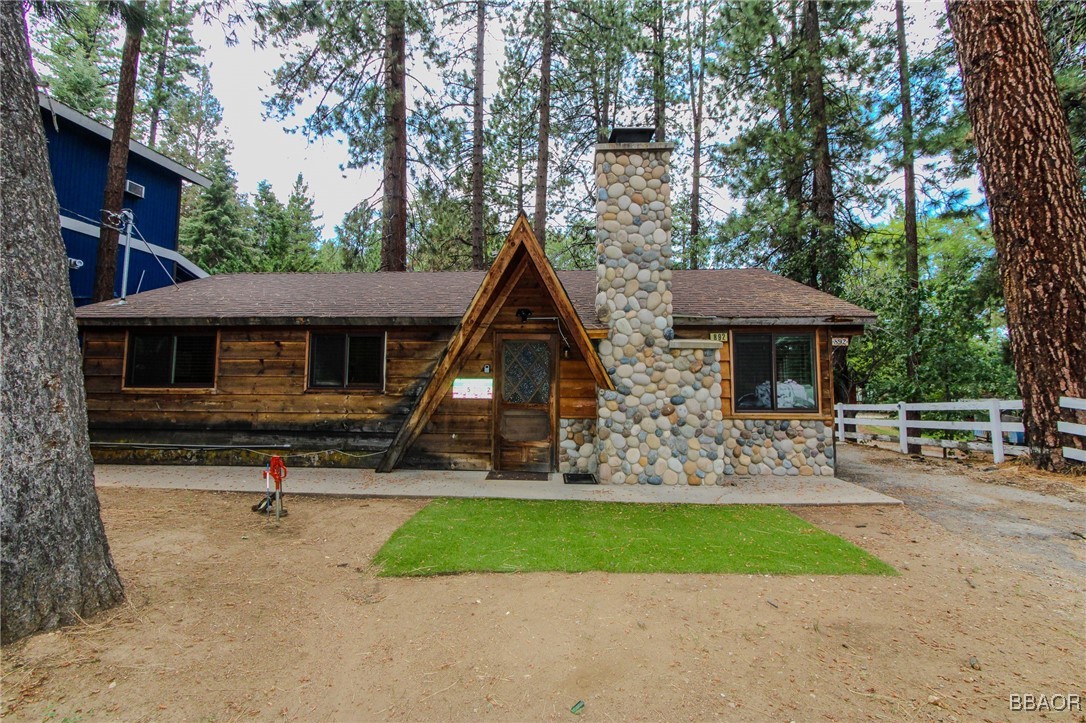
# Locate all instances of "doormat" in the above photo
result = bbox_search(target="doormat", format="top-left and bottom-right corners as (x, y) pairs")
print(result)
(485, 470), (549, 481)
(563, 473), (598, 485)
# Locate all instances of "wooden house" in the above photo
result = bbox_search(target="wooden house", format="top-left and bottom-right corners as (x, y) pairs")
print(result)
(76, 137), (874, 483)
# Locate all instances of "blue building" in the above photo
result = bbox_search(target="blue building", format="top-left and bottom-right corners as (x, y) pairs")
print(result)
(39, 93), (210, 306)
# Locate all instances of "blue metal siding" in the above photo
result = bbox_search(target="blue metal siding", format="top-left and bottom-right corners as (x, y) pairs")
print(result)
(64, 227), (177, 306)
(42, 106), (189, 305)
(41, 108), (184, 251)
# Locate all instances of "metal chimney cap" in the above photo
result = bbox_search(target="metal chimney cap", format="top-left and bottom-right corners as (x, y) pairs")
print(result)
(607, 127), (656, 144)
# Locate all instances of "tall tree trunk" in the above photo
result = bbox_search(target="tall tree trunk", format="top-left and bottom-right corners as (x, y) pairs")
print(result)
(652, 0), (665, 142)
(947, 0), (1086, 469)
(685, 0), (706, 269)
(1, 2), (125, 644)
(532, 0), (552, 245)
(93, 2), (145, 303)
(896, 0), (922, 453)
(147, 0), (172, 149)
(470, 0), (486, 270)
(803, 0), (835, 293)
(774, 9), (805, 276)
(896, 0), (919, 387)
(381, 0), (408, 272)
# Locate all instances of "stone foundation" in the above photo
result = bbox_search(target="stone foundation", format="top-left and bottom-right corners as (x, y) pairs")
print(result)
(721, 419), (835, 476)
(558, 418), (597, 473)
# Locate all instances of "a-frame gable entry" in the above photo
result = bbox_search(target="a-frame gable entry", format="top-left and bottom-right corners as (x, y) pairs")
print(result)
(377, 214), (612, 472)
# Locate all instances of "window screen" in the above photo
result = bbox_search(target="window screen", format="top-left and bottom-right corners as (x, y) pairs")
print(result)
(309, 334), (346, 387)
(733, 332), (817, 411)
(126, 332), (215, 388)
(734, 334), (773, 410)
(309, 333), (384, 388)
(346, 335), (383, 386)
(775, 335), (816, 409)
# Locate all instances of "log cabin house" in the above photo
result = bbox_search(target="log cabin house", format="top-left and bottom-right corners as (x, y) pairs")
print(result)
(76, 135), (874, 484)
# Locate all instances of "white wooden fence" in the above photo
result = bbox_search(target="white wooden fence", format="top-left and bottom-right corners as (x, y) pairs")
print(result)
(835, 397), (1086, 464)
(1058, 396), (1086, 464)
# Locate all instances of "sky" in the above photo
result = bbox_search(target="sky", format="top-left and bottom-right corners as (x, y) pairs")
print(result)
(192, 14), (509, 239)
(191, 0), (964, 242)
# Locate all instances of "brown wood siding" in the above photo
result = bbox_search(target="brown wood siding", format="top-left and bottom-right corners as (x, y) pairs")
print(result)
(83, 326), (451, 456)
(411, 266), (598, 469)
(82, 268), (600, 471)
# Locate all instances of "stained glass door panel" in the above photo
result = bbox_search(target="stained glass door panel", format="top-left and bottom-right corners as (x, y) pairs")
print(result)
(502, 341), (551, 404)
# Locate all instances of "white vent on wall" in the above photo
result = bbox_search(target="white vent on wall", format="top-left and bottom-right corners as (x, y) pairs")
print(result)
(124, 180), (146, 199)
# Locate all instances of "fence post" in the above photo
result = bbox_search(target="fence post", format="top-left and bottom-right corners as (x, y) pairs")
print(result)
(836, 403), (846, 442)
(898, 401), (909, 454)
(990, 399), (1005, 464)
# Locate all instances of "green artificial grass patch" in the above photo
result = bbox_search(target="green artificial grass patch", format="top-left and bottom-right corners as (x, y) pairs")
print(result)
(373, 499), (895, 577)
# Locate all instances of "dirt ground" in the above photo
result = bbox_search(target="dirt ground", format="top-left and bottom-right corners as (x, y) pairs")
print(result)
(2, 448), (1084, 722)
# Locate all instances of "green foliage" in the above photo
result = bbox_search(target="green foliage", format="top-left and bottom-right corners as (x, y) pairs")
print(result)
(32, 0), (209, 148)
(156, 65), (224, 173)
(255, 0), (437, 171)
(32, 3), (121, 122)
(335, 203), (382, 272)
(544, 225), (596, 270)
(1040, 0), (1086, 188)
(374, 498), (896, 576)
(250, 174), (322, 272)
(485, 18), (540, 230)
(136, 0), (204, 147)
(843, 215), (1017, 403)
(406, 177), (485, 271)
(711, 0), (888, 295)
(177, 148), (257, 273)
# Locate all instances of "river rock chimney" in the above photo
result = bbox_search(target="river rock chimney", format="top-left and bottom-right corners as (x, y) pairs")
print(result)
(593, 129), (724, 485)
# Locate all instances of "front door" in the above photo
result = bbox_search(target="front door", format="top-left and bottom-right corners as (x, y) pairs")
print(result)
(494, 334), (556, 473)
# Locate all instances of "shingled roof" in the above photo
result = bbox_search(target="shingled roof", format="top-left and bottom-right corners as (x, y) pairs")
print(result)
(75, 268), (874, 328)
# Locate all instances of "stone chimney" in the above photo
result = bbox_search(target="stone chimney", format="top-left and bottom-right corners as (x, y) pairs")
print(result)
(594, 130), (724, 486)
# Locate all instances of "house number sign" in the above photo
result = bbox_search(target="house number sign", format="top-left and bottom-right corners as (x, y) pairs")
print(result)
(709, 332), (729, 342)
(832, 337), (851, 347)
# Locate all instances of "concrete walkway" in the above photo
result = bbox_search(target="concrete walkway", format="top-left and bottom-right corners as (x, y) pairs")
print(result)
(94, 464), (900, 506)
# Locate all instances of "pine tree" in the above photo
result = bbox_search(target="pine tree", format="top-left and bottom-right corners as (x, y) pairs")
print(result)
(157, 66), (224, 174)
(178, 148), (256, 273)
(947, 0), (1086, 468)
(712, 0), (887, 294)
(336, 203), (382, 272)
(31, 3), (121, 122)
(2, 0), (124, 643)
(256, 0), (437, 272)
(1039, 0), (1086, 187)
(251, 175), (321, 272)
(137, 0), (202, 149)
(533, 0), (553, 244)
(94, 0), (149, 303)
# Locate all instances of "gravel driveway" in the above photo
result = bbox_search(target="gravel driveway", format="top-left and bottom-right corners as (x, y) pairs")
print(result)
(836, 443), (1086, 580)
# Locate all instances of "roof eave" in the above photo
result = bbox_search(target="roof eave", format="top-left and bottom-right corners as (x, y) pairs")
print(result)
(672, 315), (876, 326)
(75, 315), (464, 328)
(39, 92), (211, 187)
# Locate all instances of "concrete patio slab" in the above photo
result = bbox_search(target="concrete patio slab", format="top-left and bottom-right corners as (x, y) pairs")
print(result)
(94, 464), (901, 506)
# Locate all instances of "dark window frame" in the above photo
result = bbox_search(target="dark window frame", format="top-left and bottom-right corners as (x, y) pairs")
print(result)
(732, 331), (819, 413)
(124, 330), (218, 389)
(307, 331), (386, 391)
